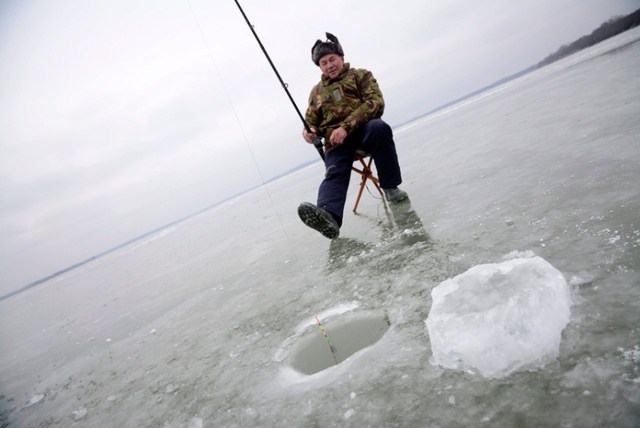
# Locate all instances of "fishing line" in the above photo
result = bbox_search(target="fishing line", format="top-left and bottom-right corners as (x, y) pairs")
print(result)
(187, 3), (345, 364)
(184, 0), (265, 182)
(185, 0), (323, 297)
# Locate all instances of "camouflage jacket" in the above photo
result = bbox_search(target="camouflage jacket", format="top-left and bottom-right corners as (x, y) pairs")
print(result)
(305, 63), (385, 152)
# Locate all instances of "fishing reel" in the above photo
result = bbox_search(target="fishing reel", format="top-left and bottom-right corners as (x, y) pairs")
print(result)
(313, 137), (325, 161)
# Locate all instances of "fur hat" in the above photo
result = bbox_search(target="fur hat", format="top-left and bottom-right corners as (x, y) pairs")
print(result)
(311, 32), (344, 65)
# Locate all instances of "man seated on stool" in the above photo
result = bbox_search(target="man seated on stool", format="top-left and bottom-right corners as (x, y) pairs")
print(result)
(299, 32), (408, 239)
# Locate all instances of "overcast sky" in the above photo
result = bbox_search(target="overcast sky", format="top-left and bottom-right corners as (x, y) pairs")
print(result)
(1, 0), (637, 296)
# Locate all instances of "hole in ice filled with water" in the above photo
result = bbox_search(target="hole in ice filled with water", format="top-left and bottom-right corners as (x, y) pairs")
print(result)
(287, 311), (391, 375)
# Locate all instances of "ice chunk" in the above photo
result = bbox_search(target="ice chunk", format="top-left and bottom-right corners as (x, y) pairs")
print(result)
(425, 256), (571, 378)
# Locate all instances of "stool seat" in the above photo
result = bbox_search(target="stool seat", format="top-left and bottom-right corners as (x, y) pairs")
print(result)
(351, 150), (383, 212)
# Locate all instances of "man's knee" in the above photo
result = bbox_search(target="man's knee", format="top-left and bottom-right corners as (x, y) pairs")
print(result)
(365, 118), (392, 137)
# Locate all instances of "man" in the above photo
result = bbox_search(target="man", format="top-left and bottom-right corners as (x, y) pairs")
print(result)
(298, 32), (408, 239)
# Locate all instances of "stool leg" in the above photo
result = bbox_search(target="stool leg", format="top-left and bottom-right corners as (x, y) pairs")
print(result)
(353, 175), (367, 212)
(352, 155), (384, 213)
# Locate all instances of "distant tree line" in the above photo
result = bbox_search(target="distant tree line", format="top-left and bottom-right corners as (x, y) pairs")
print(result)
(538, 8), (640, 66)
(398, 8), (639, 128)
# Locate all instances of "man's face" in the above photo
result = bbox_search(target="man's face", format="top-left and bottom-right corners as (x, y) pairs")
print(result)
(319, 54), (345, 79)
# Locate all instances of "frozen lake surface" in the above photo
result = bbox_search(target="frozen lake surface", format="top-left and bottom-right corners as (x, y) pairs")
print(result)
(1, 29), (639, 427)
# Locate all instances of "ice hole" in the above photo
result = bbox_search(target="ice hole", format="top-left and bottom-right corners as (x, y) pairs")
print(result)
(287, 311), (391, 375)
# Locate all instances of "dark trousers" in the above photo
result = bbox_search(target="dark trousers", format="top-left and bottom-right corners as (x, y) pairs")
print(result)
(317, 119), (402, 224)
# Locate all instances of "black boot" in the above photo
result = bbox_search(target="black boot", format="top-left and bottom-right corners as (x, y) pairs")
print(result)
(298, 202), (340, 239)
(383, 187), (409, 204)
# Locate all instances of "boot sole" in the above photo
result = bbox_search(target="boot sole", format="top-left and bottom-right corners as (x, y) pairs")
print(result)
(298, 203), (340, 239)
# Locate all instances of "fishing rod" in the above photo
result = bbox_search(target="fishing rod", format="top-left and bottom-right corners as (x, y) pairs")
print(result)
(233, 0), (325, 161)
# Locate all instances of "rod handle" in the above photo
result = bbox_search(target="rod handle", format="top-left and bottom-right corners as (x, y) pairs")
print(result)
(313, 137), (325, 161)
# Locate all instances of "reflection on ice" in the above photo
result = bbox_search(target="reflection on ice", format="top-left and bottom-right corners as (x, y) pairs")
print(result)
(327, 199), (433, 271)
(426, 254), (571, 378)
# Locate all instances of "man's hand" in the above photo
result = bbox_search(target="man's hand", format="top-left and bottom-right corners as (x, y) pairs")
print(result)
(303, 127), (317, 144)
(330, 127), (347, 145)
